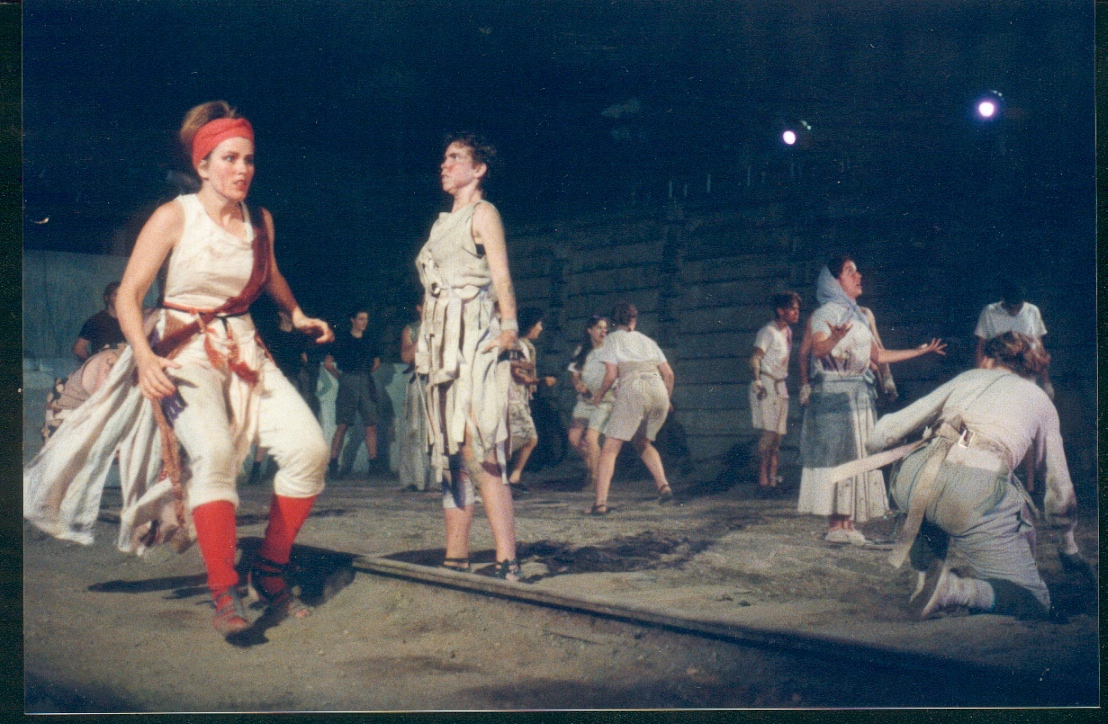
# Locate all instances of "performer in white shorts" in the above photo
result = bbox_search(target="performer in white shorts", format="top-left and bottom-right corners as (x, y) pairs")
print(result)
(586, 302), (675, 516)
(749, 291), (801, 489)
(567, 314), (614, 488)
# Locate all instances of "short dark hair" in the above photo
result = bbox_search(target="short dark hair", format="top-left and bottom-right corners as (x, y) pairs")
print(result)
(827, 254), (855, 279)
(999, 277), (1027, 306)
(444, 132), (499, 180)
(772, 291), (801, 312)
(103, 281), (121, 301)
(610, 301), (638, 327)
(517, 307), (544, 336)
(349, 308), (370, 320)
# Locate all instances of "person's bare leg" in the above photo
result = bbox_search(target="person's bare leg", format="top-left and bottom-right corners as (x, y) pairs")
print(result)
(632, 435), (670, 494)
(769, 445), (780, 486)
(443, 506), (475, 560)
(329, 423), (349, 461)
(584, 428), (602, 487)
(508, 436), (538, 485)
(567, 424), (585, 459)
(443, 459), (475, 561)
(829, 513), (849, 532)
(462, 436), (517, 563)
(593, 437), (624, 509)
(756, 431), (774, 487)
(364, 425), (378, 462)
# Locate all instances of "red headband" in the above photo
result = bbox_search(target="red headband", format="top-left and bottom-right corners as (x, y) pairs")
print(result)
(191, 117), (254, 167)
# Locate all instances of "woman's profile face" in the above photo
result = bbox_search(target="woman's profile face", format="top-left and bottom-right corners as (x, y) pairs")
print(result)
(440, 141), (484, 195)
(588, 320), (609, 346)
(526, 320), (544, 340)
(197, 136), (255, 202)
(836, 261), (863, 299)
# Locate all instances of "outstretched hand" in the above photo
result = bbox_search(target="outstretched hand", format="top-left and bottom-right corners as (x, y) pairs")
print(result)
(295, 314), (334, 344)
(917, 338), (947, 356)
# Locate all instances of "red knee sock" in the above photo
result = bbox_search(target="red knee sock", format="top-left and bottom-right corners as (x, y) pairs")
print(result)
(191, 500), (240, 594)
(258, 494), (317, 565)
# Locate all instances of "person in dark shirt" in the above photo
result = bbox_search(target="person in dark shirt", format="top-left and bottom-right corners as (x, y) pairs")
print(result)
(323, 309), (381, 478)
(73, 281), (126, 360)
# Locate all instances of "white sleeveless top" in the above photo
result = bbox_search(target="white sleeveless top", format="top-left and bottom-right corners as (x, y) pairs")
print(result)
(163, 194), (256, 310)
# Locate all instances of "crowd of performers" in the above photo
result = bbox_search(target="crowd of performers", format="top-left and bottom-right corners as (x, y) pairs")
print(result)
(24, 102), (1083, 640)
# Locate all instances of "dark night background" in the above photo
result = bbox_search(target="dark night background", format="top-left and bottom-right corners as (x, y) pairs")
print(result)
(21, 0), (1095, 333)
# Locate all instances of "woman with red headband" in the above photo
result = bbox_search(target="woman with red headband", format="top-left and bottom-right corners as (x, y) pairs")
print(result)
(25, 101), (333, 639)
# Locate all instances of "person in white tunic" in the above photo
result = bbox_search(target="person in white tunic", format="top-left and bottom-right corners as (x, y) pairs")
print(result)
(867, 332), (1079, 619)
(414, 133), (523, 581)
(797, 255), (946, 545)
(566, 315), (614, 489)
(26, 102), (334, 638)
(506, 307), (558, 496)
(749, 291), (801, 490)
(587, 302), (675, 515)
(974, 276), (1053, 493)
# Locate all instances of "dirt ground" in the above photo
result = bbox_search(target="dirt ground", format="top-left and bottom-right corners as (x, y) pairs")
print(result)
(22, 461), (1099, 712)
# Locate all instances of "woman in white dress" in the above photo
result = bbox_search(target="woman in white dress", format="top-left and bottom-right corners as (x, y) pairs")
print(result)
(25, 101), (334, 639)
(566, 315), (613, 488)
(797, 255), (945, 544)
(414, 133), (523, 580)
(587, 302), (675, 515)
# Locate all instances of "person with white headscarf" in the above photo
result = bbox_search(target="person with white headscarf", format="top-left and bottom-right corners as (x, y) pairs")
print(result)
(797, 255), (946, 545)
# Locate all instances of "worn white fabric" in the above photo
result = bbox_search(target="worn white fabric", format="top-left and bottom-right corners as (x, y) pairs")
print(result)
(163, 194), (255, 309)
(415, 201), (511, 483)
(604, 362), (670, 442)
(797, 377), (887, 522)
(172, 358), (327, 509)
(753, 321), (792, 383)
(868, 367), (1074, 527)
(750, 380), (788, 435)
(569, 346), (610, 396)
(807, 302), (875, 378)
(973, 301), (1047, 342)
(595, 329), (667, 366)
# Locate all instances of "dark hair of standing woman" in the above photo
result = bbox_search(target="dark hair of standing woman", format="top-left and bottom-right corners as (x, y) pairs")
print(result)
(827, 254), (855, 280)
(571, 315), (607, 371)
(983, 331), (1050, 379)
(609, 302), (638, 328)
(517, 307), (544, 338)
(443, 131), (499, 180)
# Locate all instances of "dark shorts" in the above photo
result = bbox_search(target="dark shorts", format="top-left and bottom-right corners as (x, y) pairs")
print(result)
(335, 373), (378, 426)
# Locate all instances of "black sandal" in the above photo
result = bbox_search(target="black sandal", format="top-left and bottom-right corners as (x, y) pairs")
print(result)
(211, 587), (251, 637)
(657, 486), (674, 504)
(492, 559), (522, 582)
(440, 557), (471, 573)
(248, 555), (312, 619)
(585, 503), (609, 516)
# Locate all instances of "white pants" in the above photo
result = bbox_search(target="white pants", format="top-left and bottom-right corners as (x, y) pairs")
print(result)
(171, 358), (328, 510)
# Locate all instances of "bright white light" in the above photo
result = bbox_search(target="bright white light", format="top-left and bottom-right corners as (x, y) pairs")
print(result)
(782, 130), (797, 145)
(977, 100), (997, 118)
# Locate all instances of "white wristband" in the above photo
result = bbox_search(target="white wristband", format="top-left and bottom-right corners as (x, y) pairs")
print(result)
(500, 318), (518, 333)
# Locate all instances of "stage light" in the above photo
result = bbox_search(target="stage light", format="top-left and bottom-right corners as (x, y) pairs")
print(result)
(782, 130), (797, 146)
(974, 90), (1003, 120)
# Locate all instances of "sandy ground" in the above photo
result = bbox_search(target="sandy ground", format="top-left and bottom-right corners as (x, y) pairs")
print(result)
(23, 461), (1099, 713)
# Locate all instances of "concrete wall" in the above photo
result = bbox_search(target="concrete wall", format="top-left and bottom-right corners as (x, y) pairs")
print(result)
(505, 201), (1096, 500)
